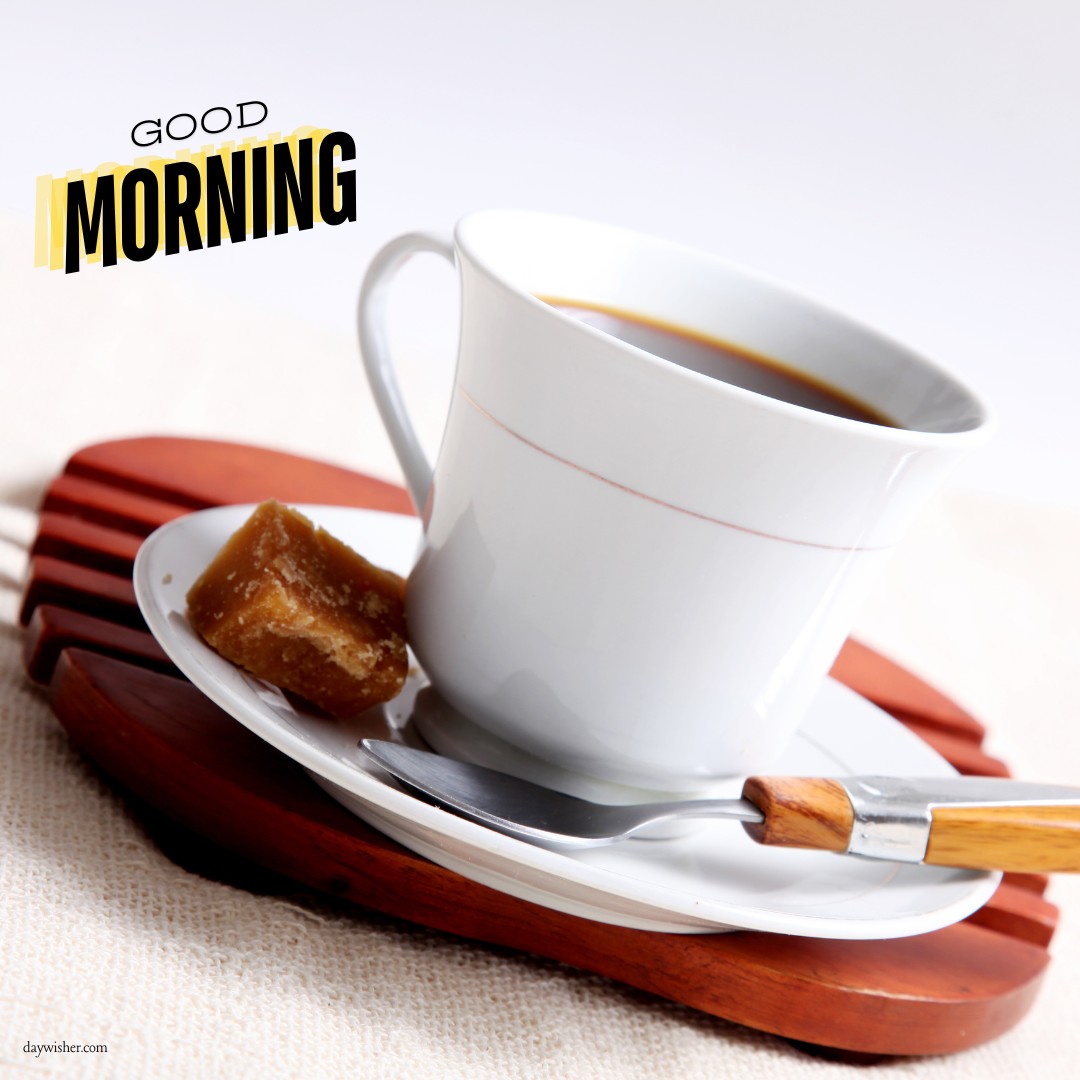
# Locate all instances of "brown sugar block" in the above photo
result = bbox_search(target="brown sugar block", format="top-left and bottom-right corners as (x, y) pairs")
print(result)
(186, 501), (407, 717)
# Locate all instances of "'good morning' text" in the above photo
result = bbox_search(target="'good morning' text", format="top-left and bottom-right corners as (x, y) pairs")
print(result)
(35, 127), (356, 273)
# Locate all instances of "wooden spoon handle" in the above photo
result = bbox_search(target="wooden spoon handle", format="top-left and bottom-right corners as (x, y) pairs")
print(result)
(741, 776), (1080, 872)
(924, 805), (1080, 873)
(739, 777), (855, 853)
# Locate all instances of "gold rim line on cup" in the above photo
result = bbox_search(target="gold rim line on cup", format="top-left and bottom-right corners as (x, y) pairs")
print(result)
(457, 388), (895, 555)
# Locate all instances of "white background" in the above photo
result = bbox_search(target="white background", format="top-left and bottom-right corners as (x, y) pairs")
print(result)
(2, 0), (1077, 507)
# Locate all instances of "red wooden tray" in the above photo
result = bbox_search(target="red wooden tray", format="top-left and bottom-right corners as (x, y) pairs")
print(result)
(20, 436), (1059, 1058)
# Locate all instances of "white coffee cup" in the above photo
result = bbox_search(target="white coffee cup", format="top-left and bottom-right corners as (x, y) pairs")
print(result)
(358, 210), (992, 792)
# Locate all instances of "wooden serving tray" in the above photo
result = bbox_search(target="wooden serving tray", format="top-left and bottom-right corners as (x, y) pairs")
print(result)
(20, 436), (1060, 1058)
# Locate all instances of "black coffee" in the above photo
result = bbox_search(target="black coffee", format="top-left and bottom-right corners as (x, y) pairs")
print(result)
(543, 298), (896, 428)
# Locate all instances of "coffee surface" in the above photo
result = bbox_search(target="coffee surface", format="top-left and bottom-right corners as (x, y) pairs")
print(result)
(543, 298), (896, 427)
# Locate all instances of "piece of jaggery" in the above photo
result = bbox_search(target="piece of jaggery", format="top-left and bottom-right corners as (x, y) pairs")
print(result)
(186, 500), (408, 718)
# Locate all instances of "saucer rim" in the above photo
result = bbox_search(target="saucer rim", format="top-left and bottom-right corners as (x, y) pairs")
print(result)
(133, 503), (1000, 939)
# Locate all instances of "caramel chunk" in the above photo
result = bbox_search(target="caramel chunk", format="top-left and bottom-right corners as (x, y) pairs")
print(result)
(186, 500), (407, 717)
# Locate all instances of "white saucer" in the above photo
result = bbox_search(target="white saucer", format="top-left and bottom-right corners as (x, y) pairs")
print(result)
(133, 504), (999, 938)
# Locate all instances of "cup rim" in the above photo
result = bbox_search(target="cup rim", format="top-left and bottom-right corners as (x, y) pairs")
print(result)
(454, 208), (996, 450)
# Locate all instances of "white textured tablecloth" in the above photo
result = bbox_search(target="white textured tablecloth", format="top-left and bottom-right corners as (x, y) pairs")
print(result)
(2, 220), (1078, 1078)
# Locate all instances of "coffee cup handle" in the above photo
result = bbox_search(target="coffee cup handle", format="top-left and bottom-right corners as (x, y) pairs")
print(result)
(358, 231), (456, 513)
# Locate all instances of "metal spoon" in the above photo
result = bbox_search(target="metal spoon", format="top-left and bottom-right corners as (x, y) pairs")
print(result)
(359, 739), (1080, 872)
